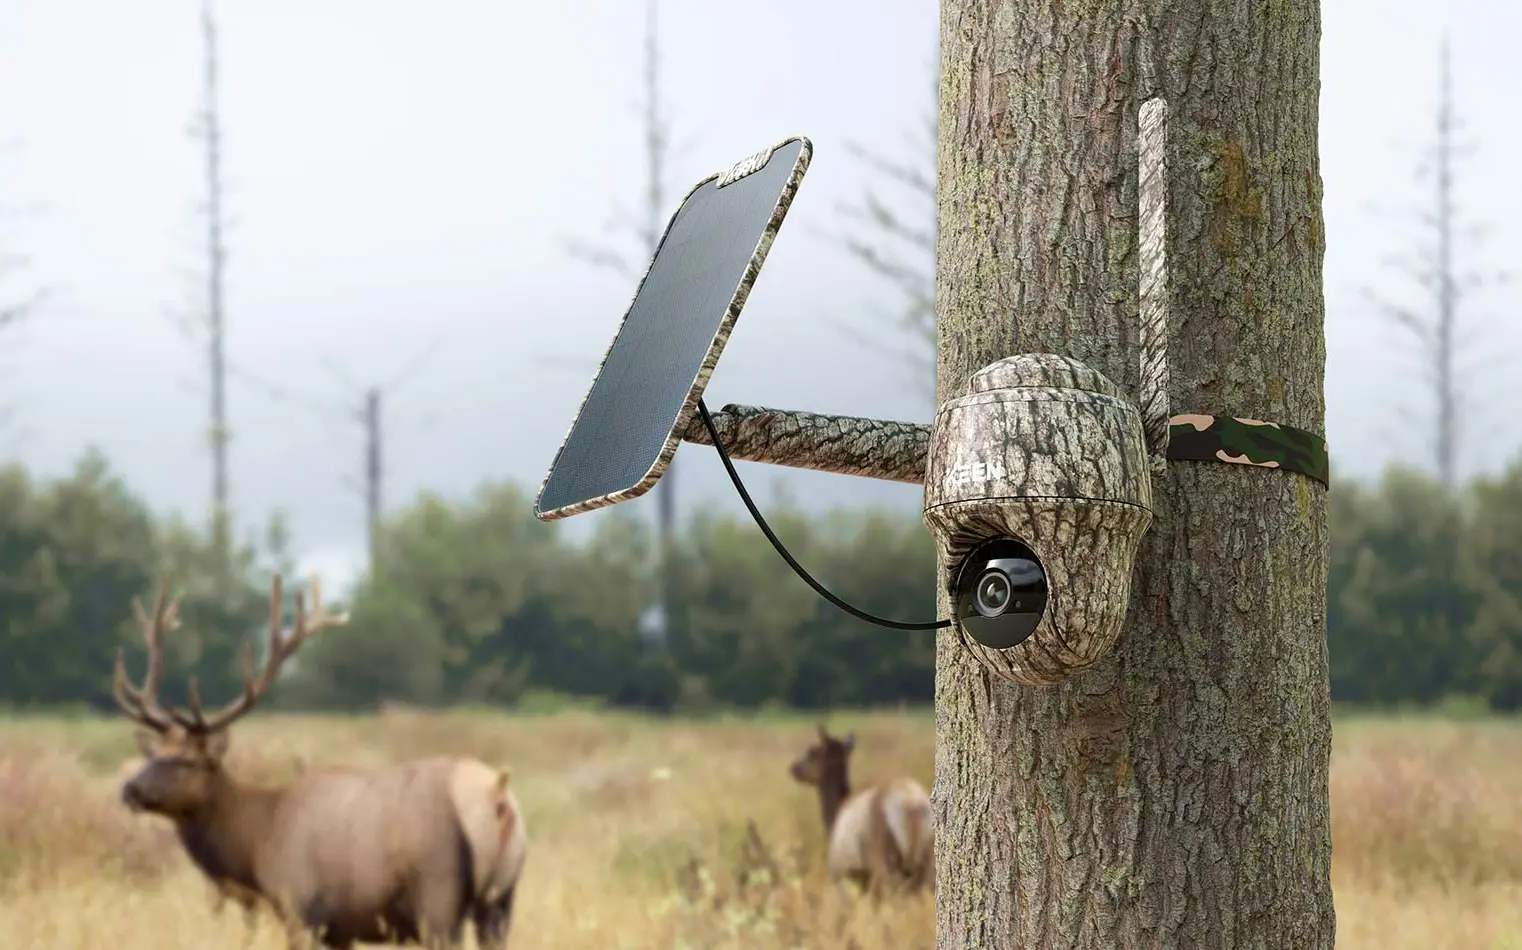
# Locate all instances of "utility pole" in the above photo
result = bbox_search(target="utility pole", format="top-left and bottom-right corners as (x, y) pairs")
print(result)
(932, 3), (1334, 947)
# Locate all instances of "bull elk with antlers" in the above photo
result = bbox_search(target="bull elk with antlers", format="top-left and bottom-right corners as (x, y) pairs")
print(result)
(112, 574), (528, 950)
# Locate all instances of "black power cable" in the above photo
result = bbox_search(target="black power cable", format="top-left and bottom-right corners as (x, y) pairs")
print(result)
(695, 399), (953, 632)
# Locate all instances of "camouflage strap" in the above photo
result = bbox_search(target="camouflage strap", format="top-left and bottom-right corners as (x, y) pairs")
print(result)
(1167, 414), (1329, 487)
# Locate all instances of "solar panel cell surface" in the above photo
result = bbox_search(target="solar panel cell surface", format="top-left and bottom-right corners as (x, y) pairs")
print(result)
(534, 137), (812, 522)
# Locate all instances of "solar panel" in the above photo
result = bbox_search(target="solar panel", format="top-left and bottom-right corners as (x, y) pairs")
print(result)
(534, 136), (812, 522)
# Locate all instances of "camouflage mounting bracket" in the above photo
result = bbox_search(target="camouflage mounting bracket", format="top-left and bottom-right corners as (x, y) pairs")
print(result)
(676, 98), (1328, 687)
(677, 98), (1329, 487)
(533, 95), (1328, 686)
(680, 408), (1328, 489)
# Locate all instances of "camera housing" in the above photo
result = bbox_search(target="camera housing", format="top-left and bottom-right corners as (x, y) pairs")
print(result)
(923, 353), (1155, 686)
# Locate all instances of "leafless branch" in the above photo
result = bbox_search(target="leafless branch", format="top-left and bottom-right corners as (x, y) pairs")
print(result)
(828, 316), (936, 376)
(316, 354), (363, 399)
(839, 191), (935, 252)
(560, 238), (633, 277)
(841, 140), (936, 197)
(383, 333), (444, 394)
(1361, 289), (1432, 346)
(0, 288), (44, 333)
(164, 304), (205, 344)
(225, 357), (346, 419)
(821, 58), (940, 395)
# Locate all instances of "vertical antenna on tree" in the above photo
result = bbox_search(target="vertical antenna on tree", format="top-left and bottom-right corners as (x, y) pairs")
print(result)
(1138, 97), (1171, 473)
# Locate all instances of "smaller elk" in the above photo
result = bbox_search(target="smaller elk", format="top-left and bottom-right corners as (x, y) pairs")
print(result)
(112, 574), (527, 949)
(789, 724), (934, 899)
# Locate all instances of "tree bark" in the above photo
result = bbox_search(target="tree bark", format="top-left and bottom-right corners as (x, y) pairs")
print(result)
(931, 3), (1334, 948)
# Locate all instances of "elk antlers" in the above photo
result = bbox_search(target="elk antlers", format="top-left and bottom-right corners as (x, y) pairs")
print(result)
(111, 577), (184, 733)
(112, 573), (350, 735)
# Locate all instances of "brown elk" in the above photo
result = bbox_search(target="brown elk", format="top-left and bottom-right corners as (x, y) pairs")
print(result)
(112, 573), (528, 949)
(788, 724), (934, 899)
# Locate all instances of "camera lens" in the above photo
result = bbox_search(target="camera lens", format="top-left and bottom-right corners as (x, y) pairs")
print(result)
(975, 570), (1012, 616)
(953, 537), (1048, 650)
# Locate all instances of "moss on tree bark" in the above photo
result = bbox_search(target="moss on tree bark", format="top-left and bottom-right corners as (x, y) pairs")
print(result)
(931, 2), (1335, 947)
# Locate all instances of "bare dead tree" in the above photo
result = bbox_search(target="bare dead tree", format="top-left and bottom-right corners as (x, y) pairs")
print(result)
(820, 59), (938, 403)
(0, 140), (44, 337)
(0, 283), (41, 457)
(1363, 37), (1511, 490)
(318, 344), (442, 575)
(557, 0), (693, 650)
(0, 139), (50, 454)
(165, 0), (234, 569)
(201, 0), (229, 544)
(0, 251), (43, 336)
(560, 3), (670, 276)
(225, 338), (442, 578)
(361, 387), (381, 569)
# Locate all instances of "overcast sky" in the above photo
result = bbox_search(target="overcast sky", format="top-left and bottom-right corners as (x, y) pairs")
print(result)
(0, 0), (1517, 593)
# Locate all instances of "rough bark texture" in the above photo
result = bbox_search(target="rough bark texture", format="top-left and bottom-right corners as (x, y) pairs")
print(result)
(931, 3), (1333, 949)
(923, 353), (1153, 685)
(681, 403), (929, 483)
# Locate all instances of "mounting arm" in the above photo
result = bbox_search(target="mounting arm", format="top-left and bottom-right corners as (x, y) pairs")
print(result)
(680, 404), (931, 485)
(681, 402), (1331, 490)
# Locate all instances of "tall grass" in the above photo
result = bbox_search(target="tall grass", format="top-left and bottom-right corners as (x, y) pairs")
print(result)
(0, 709), (1518, 949)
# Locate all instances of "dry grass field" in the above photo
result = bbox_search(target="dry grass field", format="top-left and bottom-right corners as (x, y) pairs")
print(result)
(1, 704), (1519, 949)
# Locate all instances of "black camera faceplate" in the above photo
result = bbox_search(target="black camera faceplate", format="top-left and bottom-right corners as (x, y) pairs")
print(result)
(952, 537), (1050, 649)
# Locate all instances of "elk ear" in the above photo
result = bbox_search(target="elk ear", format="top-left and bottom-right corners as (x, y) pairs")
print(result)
(816, 723), (830, 742)
(202, 729), (231, 761)
(843, 733), (856, 752)
(133, 727), (160, 758)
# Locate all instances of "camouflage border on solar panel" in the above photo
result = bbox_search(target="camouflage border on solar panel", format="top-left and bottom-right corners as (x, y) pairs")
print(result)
(533, 136), (813, 522)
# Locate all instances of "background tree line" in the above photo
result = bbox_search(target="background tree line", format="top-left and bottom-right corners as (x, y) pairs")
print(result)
(1, 448), (1519, 714)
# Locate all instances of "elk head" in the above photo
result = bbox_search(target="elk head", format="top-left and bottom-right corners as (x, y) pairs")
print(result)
(789, 723), (856, 788)
(113, 573), (348, 818)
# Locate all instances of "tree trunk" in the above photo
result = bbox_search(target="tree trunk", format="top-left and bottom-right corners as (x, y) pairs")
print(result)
(931, 3), (1334, 948)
